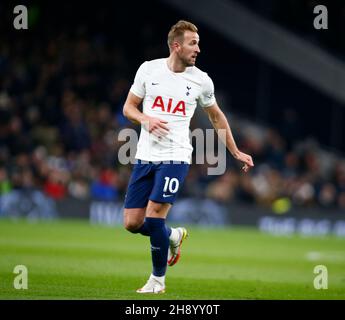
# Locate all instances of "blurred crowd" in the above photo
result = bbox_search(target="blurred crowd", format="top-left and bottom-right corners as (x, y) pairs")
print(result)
(189, 117), (345, 211)
(0, 1), (344, 216)
(0, 33), (135, 203)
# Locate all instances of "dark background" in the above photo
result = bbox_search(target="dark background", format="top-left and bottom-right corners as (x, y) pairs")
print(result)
(0, 0), (344, 216)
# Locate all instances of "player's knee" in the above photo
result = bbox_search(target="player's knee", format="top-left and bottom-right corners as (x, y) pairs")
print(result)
(124, 220), (141, 233)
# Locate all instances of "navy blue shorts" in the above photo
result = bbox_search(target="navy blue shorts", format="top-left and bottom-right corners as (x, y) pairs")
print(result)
(124, 160), (190, 208)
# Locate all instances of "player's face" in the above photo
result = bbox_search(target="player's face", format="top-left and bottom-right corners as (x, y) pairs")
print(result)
(177, 31), (200, 67)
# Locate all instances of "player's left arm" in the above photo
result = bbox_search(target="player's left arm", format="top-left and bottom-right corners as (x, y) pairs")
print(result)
(203, 102), (254, 172)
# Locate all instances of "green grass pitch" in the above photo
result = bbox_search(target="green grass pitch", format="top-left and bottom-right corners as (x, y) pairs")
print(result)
(0, 218), (344, 300)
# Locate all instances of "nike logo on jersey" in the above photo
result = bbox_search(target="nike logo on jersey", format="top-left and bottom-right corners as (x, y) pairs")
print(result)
(152, 82), (159, 85)
(163, 194), (173, 198)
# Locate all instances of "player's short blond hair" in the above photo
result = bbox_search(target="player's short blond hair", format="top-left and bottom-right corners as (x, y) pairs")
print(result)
(167, 20), (198, 50)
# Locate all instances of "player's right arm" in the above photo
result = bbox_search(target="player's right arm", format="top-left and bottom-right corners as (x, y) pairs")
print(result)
(123, 92), (169, 137)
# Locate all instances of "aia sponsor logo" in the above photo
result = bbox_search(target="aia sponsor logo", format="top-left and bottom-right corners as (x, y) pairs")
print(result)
(151, 96), (186, 116)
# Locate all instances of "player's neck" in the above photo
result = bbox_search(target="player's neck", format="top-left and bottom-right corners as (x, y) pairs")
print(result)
(167, 56), (186, 73)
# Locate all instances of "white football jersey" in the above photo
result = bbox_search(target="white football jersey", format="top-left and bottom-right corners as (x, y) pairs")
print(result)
(130, 58), (216, 163)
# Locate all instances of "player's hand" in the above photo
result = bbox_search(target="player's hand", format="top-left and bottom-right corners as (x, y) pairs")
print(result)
(233, 150), (254, 173)
(143, 116), (169, 137)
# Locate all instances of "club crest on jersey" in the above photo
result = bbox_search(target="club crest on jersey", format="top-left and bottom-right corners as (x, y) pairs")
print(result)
(151, 96), (186, 116)
(186, 86), (191, 96)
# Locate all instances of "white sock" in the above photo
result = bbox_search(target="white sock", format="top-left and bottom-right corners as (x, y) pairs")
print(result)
(169, 228), (180, 243)
(150, 274), (165, 285)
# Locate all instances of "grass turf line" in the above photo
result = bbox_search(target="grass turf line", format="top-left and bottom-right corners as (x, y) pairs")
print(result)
(0, 218), (344, 299)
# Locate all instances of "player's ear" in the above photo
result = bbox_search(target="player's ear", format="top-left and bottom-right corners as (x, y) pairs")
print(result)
(172, 41), (181, 51)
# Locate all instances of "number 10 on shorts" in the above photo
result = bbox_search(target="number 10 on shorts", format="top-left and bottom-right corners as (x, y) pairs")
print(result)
(163, 177), (179, 193)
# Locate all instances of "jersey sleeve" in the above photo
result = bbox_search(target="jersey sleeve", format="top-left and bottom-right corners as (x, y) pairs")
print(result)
(198, 74), (216, 108)
(129, 61), (148, 98)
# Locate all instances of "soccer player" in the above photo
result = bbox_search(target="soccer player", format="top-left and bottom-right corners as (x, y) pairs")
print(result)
(122, 20), (254, 293)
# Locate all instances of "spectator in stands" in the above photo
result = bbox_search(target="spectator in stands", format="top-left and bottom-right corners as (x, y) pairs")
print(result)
(90, 167), (119, 201)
